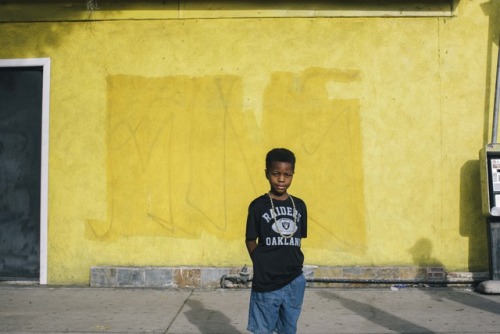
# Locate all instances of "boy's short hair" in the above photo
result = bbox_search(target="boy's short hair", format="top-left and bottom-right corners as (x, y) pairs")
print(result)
(266, 148), (296, 170)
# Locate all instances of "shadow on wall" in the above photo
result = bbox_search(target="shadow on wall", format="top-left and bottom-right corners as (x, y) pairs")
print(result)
(408, 238), (443, 268)
(480, 0), (500, 146)
(460, 160), (488, 272)
(83, 0), (458, 13)
(1, 0), (461, 24)
(1, 22), (76, 58)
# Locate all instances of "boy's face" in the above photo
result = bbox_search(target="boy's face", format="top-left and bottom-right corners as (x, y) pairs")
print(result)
(265, 161), (294, 197)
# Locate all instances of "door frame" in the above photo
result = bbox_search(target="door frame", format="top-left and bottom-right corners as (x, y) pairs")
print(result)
(0, 58), (50, 284)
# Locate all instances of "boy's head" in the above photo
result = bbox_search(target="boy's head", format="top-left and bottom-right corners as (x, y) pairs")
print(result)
(265, 148), (296, 171)
(265, 148), (296, 197)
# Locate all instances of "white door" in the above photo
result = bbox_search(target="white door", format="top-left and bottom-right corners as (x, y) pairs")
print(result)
(0, 59), (49, 283)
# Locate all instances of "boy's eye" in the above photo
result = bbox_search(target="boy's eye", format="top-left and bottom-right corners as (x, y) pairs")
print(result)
(271, 172), (293, 178)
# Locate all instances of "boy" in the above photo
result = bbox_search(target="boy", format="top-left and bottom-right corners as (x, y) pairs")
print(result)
(245, 148), (307, 334)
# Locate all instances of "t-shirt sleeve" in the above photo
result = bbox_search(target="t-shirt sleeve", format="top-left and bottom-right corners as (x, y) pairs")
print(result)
(245, 202), (259, 240)
(301, 201), (307, 238)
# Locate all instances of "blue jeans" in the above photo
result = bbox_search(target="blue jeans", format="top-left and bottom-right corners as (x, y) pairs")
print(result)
(247, 274), (306, 334)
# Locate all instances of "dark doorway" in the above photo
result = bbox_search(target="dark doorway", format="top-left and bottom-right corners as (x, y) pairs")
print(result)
(0, 67), (43, 280)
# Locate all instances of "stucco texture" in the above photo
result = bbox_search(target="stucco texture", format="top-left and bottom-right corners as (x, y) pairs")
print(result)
(0, 0), (498, 284)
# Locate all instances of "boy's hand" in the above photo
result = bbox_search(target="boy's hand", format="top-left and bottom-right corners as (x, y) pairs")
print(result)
(245, 239), (257, 257)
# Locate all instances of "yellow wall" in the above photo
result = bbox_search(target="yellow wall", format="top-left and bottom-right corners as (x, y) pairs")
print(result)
(0, 0), (498, 284)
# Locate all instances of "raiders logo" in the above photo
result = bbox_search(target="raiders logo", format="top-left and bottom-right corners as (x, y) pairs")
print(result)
(272, 218), (298, 237)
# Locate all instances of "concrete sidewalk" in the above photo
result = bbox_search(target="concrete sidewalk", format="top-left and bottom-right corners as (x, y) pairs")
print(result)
(0, 285), (499, 333)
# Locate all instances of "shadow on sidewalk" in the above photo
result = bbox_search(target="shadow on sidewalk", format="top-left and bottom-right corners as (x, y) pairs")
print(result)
(423, 289), (500, 316)
(184, 299), (241, 334)
(407, 238), (500, 316)
(316, 290), (433, 333)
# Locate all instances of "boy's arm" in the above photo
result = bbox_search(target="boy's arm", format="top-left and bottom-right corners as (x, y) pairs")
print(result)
(245, 239), (257, 257)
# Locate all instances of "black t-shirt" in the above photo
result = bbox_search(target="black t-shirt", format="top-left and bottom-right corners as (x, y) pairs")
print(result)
(245, 193), (307, 292)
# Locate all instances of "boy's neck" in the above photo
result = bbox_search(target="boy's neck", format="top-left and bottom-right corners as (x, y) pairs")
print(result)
(269, 191), (289, 201)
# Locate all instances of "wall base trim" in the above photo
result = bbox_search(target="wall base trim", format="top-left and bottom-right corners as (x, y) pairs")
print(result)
(90, 266), (489, 289)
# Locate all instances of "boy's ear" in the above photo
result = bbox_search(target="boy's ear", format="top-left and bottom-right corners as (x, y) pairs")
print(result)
(264, 169), (269, 180)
